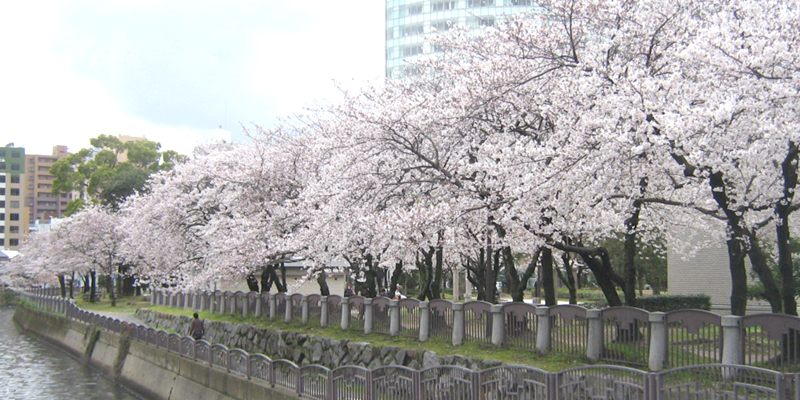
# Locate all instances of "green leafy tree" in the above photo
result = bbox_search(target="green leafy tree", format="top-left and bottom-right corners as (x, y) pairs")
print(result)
(50, 134), (184, 211)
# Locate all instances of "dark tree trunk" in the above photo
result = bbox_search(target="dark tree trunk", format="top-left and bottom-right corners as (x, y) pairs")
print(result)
(260, 267), (273, 293)
(317, 270), (330, 296)
(746, 235), (782, 312)
(622, 198), (643, 308)
(726, 237), (748, 316)
(390, 261), (403, 294)
(69, 271), (75, 299)
(246, 274), (260, 292)
(777, 141), (799, 316)
(504, 247), (538, 303)
(432, 246), (443, 299)
(553, 242), (623, 307)
(58, 275), (66, 298)
(464, 249), (487, 301)
(90, 270), (97, 302)
(364, 255), (377, 298)
(540, 248), (557, 306)
(557, 252), (578, 304)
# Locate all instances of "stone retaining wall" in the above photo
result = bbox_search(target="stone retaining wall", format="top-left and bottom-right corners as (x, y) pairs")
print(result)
(135, 309), (504, 371)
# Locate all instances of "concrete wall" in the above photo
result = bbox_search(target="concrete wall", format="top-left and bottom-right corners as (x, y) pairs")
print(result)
(13, 306), (296, 400)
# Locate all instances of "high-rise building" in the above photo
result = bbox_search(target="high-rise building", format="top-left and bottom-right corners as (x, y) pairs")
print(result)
(0, 144), (29, 250)
(25, 145), (73, 224)
(385, 0), (537, 77)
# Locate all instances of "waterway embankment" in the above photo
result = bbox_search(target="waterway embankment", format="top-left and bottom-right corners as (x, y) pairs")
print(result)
(13, 305), (296, 400)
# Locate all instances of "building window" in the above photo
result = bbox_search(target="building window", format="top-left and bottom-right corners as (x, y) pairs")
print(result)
(0, 213), (4, 220)
(0, 188), (4, 195)
(405, 4), (423, 15)
(0, 176), (4, 183)
(401, 24), (424, 36)
(11, 164), (20, 171)
(11, 150), (21, 158)
(430, 20), (454, 32)
(10, 213), (19, 221)
(432, 1), (457, 11)
(9, 238), (18, 246)
(479, 17), (496, 26)
(0, 162), (5, 169)
(10, 188), (20, 196)
(0, 239), (4, 246)
(0, 150), (5, 157)
(9, 226), (19, 234)
(11, 175), (20, 183)
(468, 0), (495, 6)
(10, 201), (19, 208)
(403, 45), (424, 57)
(0, 226), (4, 233)
(0, 201), (4, 208)
(509, 0), (532, 5)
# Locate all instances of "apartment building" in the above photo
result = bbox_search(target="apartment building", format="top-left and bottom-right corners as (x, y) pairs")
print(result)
(0, 144), (29, 250)
(25, 145), (72, 224)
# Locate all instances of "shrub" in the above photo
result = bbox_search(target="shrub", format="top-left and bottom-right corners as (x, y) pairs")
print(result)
(635, 294), (711, 312)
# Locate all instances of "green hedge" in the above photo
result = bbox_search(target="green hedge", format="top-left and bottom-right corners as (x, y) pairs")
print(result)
(635, 294), (711, 312)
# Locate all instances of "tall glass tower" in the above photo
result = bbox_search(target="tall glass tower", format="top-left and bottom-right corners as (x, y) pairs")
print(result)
(386, 0), (538, 77)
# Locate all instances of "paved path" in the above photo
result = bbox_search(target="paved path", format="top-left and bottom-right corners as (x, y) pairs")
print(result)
(91, 310), (146, 326)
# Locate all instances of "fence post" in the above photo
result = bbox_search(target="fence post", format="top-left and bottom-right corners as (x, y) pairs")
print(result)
(491, 304), (504, 347)
(301, 296), (309, 325)
(151, 288), (156, 306)
(269, 294), (277, 320)
(364, 298), (374, 335)
(390, 300), (400, 337)
(183, 292), (189, 310)
(648, 312), (667, 372)
(255, 293), (262, 318)
(219, 293), (227, 316)
(229, 293), (237, 316)
(536, 306), (551, 354)
(419, 301), (430, 342)
(452, 303), (465, 346)
(587, 309), (603, 363)
(165, 292), (172, 309)
(242, 294), (249, 318)
(721, 315), (742, 365)
(341, 297), (350, 331)
(320, 296), (329, 327)
(285, 296), (293, 324)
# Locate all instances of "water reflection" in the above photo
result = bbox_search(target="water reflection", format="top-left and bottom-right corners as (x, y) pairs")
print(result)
(0, 307), (142, 400)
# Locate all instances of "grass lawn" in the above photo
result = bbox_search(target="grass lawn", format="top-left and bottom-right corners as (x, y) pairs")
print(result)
(75, 295), (588, 372)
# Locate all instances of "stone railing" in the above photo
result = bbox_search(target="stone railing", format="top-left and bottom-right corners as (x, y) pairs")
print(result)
(17, 289), (800, 400)
(140, 288), (800, 373)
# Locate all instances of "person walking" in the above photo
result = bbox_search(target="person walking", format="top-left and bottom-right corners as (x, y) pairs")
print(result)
(189, 312), (205, 340)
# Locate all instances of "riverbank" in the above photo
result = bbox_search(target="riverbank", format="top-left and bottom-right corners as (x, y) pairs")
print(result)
(13, 304), (296, 400)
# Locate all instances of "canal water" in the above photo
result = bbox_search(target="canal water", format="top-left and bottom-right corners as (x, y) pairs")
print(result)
(0, 307), (142, 400)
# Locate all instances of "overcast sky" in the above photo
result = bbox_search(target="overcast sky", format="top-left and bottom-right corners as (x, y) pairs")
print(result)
(0, 0), (385, 156)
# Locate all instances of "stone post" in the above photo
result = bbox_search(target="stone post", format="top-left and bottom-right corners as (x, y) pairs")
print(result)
(341, 297), (350, 331)
(722, 316), (742, 365)
(301, 296), (309, 325)
(229, 293), (236, 315)
(491, 304), (505, 347)
(200, 291), (207, 312)
(182, 292), (189, 310)
(151, 289), (156, 306)
(389, 300), (400, 337)
(452, 303), (465, 346)
(419, 301), (430, 342)
(242, 295), (249, 318)
(255, 293), (262, 318)
(586, 309), (603, 363)
(285, 297), (293, 324)
(165, 292), (172, 309)
(364, 298), (374, 335)
(269, 295), (277, 320)
(648, 312), (667, 372)
(320, 296), (329, 327)
(218, 294), (226, 316)
(535, 306), (551, 354)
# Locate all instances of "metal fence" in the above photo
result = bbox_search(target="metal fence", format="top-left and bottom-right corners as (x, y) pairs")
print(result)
(17, 291), (800, 400)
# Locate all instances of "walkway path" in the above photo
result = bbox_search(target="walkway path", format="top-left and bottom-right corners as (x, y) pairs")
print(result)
(91, 310), (145, 326)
